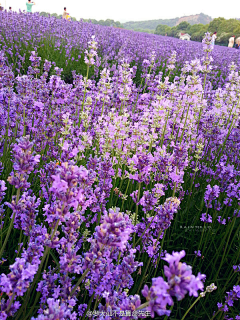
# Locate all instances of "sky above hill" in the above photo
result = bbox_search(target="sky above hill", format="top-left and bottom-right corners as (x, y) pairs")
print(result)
(2, 0), (239, 22)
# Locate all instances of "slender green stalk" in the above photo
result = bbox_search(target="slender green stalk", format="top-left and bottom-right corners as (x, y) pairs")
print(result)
(132, 78), (144, 113)
(117, 252), (121, 265)
(70, 268), (90, 297)
(213, 216), (237, 282)
(119, 101), (123, 114)
(179, 103), (190, 143)
(82, 293), (95, 320)
(3, 95), (10, 158)
(142, 66), (153, 94)
(160, 110), (169, 147)
(153, 229), (166, 278)
(15, 219), (60, 319)
(191, 221), (206, 270)
(24, 292), (41, 320)
(134, 209), (157, 248)
(79, 65), (89, 126)
(0, 188), (20, 259)
(215, 116), (237, 163)
(196, 73), (207, 135)
(120, 179), (130, 211)
(91, 101), (97, 119)
(135, 301), (150, 311)
(71, 245), (105, 297)
(181, 296), (201, 320)
(93, 294), (100, 312)
(23, 104), (26, 136)
(133, 182), (141, 247)
(101, 102), (105, 117)
(136, 257), (151, 295)
(6, 293), (16, 313)
(164, 305), (174, 319)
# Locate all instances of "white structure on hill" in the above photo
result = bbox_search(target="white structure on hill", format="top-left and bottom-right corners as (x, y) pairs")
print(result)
(179, 33), (191, 41)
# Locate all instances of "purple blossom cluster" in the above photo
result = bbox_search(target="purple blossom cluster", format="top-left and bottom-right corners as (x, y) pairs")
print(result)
(0, 14), (239, 320)
(217, 285), (240, 319)
(7, 136), (40, 190)
(142, 250), (205, 317)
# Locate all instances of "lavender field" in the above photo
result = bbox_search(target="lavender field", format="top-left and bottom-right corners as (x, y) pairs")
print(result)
(0, 11), (240, 320)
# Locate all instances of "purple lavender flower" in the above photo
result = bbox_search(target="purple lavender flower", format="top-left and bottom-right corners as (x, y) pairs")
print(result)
(233, 265), (240, 272)
(194, 250), (202, 257)
(84, 35), (98, 66)
(7, 136), (40, 190)
(31, 298), (77, 319)
(95, 207), (133, 251)
(204, 185), (220, 208)
(202, 32), (214, 52)
(217, 285), (240, 317)
(0, 257), (38, 296)
(5, 191), (41, 235)
(142, 277), (173, 317)
(163, 250), (205, 300)
(29, 51), (41, 75)
(167, 51), (177, 72)
(200, 213), (212, 223)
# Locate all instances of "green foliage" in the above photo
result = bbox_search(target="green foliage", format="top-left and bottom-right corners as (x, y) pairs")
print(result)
(134, 28), (154, 34)
(208, 18), (240, 44)
(208, 17), (227, 33)
(217, 32), (232, 44)
(154, 24), (171, 35)
(84, 18), (123, 28)
(51, 13), (61, 19)
(176, 21), (191, 31)
(123, 13), (212, 31)
(155, 17), (240, 44)
(39, 11), (49, 17)
(0, 15), (240, 319)
(187, 23), (205, 34)
(39, 12), (123, 28)
(124, 18), (179, 31)
(40, 11), (78, 22)
(190, 24), (209, 41)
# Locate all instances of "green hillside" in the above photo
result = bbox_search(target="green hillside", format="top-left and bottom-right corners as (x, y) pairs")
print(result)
(123, 13), (212, 31)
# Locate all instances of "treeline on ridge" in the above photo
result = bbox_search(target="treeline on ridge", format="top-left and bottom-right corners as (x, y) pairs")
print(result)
(39, 12), (123, 28)
(155, 18), (240, 45)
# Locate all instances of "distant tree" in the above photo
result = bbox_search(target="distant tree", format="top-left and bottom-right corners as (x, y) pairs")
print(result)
(155, 21), (209, 41)
(208, 17), (226, 33)
(176, 21), (190, 31)
(169, 26), (179, 38)
(188, 23), (206, 34)
(104, 19), (114, 26)
(88, 19), (98, 24)
(40, 12), (49, 17)
(216, 32), (231, 44)
(233, 25), (240, 34)
(135, 28), (154, 34)
(51, 13), (61, 19)
(191, 30), (205, 41)
(189, 24), (208, 41)
(115, 21), (122, 27)
(155, 24), (171, 35)
(225, 19), (240, 33)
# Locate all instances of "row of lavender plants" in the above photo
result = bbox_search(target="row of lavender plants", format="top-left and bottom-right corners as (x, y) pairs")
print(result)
(0, 12), (240, 320)
(1, 11), (240, 88)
